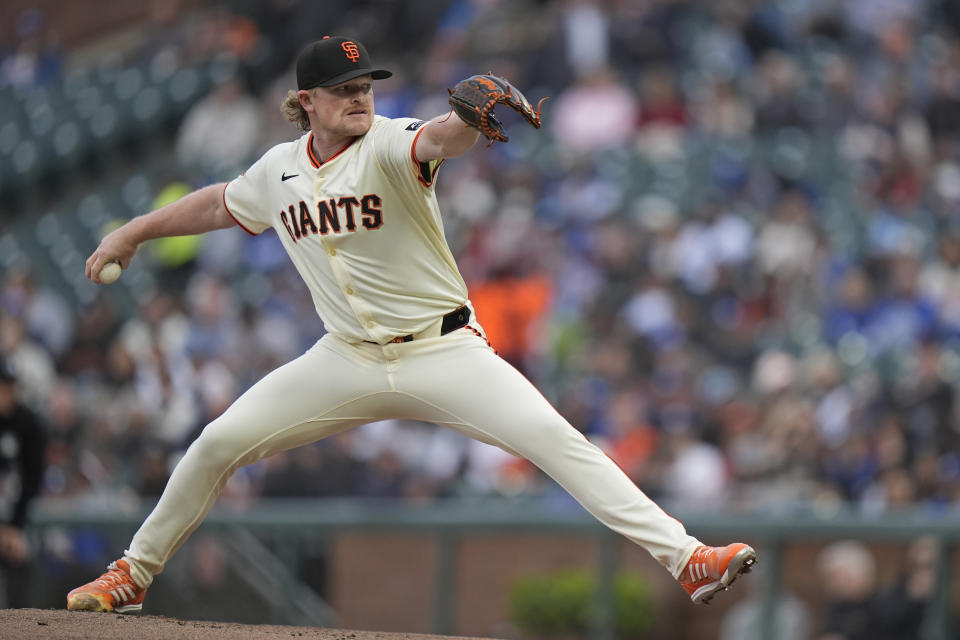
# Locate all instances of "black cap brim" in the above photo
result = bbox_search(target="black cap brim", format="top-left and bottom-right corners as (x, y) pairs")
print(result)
(314, 68), (392, 88)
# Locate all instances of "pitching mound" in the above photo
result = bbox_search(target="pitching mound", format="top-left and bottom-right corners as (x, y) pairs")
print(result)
(0, 609), (498, 640)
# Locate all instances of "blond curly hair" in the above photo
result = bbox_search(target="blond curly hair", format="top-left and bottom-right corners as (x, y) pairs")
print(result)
(282, 90), (311, 131)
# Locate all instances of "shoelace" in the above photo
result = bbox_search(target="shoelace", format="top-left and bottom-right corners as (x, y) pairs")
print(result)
(686, 548), (715, 582)
(93, 563), (132, 590)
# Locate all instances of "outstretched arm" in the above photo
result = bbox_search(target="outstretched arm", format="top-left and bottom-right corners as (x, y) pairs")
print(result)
(414, 111), (481, 161)
(415, 74), (545, 161)
(85, 182), (235, 283)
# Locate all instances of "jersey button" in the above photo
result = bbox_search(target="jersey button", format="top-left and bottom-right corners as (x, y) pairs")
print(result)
(366, 320), (374, 328)
(328, 247), (336, 256)
(345, 286), (354, 295)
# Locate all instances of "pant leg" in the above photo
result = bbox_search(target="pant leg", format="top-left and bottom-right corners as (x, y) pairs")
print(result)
(390, 329), (701, 578)
(124, 336), (393, 588)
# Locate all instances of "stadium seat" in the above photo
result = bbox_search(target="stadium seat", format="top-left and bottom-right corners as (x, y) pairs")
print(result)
(132, 85), (164, 129)
(766, 127), (812, 182)
(10, 139), (41, 184)
(0, 120), (20, 190)
(70, 85), (104, 120)
(76, 193), (111, 233)
(51, 120), (88, 168)
(87, 103), (121, 145)
(167, 67), (203, 108)
(121, 173), (153, 212)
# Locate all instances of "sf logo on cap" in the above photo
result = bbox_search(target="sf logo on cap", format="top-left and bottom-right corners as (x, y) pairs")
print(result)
(342, 41), (360, 62)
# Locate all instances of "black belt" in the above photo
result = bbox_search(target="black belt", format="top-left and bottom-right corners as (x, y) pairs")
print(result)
(365, 306), (471, 344)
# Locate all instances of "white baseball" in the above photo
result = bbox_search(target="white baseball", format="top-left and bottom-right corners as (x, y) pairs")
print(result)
(98, 261), (122, 284)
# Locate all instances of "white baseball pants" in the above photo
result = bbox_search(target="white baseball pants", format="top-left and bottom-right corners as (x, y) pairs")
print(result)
(124, 326), (701, 589)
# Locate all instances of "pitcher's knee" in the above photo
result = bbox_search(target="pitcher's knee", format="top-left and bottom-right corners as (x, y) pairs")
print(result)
(186, 428), (247, 474)
(511, 416), (585, 454)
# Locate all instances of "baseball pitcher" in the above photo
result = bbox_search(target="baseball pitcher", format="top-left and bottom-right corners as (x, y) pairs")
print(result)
(67, 36), (755, 615)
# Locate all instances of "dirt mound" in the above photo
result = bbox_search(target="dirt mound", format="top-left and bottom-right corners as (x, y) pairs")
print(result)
(0, 609), (497, 640)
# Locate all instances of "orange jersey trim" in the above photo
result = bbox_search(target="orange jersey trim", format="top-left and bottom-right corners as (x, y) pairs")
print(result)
(410, 127), (444, 187)
(307, 133), (357, 168)
(222, 182), (259, 236)
(465, 324), (497, 354)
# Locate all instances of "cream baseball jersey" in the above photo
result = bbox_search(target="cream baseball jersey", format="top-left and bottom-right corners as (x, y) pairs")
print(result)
(222, 115), (468, 343)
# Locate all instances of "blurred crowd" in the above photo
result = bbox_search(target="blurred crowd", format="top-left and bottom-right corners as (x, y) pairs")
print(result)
(719, 537), (937, 640)
(4, 0), (960, 547)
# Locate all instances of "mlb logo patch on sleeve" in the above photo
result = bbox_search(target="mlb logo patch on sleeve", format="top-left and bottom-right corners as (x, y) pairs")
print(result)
(405, 120), (426, 131)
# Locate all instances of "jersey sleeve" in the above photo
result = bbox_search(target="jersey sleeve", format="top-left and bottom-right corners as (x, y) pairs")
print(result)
(222, 151), (275, 235)
(373, 117), (444, 189)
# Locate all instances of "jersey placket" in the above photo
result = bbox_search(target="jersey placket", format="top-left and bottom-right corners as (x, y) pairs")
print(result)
(314, 170), (383, 342)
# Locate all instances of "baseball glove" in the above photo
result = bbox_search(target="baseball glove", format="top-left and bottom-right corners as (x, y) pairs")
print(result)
(448, 74), (546, 143)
